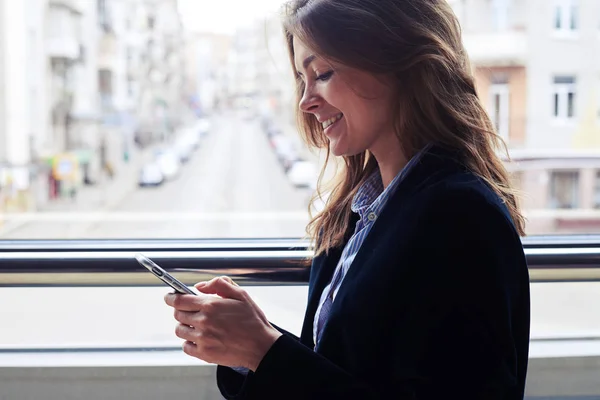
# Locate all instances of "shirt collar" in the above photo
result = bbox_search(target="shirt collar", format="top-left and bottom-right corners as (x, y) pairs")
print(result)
(350, 145), (431, 218)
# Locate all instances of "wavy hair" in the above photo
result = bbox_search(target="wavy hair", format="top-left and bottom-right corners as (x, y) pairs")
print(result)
(282, 0), (525, 257)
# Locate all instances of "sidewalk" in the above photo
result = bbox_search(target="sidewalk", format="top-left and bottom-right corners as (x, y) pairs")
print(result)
(0, 143), (162, 238)
(39, 143), (161, 214)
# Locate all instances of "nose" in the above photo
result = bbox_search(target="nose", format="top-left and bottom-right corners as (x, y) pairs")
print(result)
(299, 85), (320, 114)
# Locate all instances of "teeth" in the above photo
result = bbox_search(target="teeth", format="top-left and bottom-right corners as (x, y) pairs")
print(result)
(322, 114), (342, 129)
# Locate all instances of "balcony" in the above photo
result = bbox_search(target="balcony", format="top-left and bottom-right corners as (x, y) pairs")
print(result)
(463, 30), (528, 67)
(46, 0), (82, 61)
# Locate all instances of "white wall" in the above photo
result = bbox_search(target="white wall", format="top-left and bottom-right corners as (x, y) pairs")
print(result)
(526, 0), (600, 149)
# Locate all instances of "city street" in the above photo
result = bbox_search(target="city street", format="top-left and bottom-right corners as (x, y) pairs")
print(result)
(1, 115), (314, 240)
(2, 119), (600, 365)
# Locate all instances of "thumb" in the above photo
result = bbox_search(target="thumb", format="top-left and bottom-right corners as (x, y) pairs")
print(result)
(195, 276), (244, 300)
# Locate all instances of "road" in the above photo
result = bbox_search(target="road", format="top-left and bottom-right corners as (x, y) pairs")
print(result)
(1, 115), (314, 239)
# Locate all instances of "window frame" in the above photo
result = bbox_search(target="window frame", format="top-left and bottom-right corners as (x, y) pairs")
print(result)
(552, 75), (577, 122)
(489, 82), (510, 141)
(1, 237), (600, 286)
(553, 0), (579, 36)
(548, 169), (581, 210)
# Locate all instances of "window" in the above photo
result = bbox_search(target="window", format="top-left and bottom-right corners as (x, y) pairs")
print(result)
(489, 83), (510, 140)
(97, 0), (111, 30)
(98, 69), (113, 110)
(552, 76), (576, 120)
(554, 0), (578, 33)
(4, 0), (600, 398)
(492, 0), (511, 31)
(549, 170), (580, 209)
(594, 171), (600, 208)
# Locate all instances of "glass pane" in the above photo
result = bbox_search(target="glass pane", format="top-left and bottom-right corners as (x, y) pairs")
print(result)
(0, 0), (596, 241)
(567, 91), (575, 118)
(570, 4), (578, 30)
(594, 172), (600, 208)
(494, 93), (501, 131)
(549, 171), (579, 209)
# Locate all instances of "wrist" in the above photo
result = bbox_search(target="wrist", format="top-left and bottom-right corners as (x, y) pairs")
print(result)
(248, 328), (282, 372)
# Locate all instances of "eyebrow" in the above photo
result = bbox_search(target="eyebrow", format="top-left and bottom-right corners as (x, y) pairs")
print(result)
(296, 54), (316, 72)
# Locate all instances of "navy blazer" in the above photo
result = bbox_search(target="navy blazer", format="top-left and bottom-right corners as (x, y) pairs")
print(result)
(217, 146), (530, 400)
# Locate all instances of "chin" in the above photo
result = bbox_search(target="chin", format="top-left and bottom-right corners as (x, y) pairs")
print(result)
(330, 139), (349, 157)
(330, 143), (361, 157)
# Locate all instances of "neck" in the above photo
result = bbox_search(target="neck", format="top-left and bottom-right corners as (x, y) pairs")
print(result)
(370, 138), (407, 189)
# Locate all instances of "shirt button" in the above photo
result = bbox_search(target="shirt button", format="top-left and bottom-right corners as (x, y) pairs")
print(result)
(367, 212), (377, 222)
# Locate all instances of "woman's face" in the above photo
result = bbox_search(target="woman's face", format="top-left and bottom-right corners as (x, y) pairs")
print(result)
(293, 37), (397, 157)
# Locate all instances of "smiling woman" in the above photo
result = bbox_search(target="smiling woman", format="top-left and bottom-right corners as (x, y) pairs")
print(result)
(162, 0), (531, 399)
(4, 0), (600, 398)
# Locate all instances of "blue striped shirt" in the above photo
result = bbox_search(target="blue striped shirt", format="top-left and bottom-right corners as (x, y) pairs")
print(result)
(313, 146), (429, 347)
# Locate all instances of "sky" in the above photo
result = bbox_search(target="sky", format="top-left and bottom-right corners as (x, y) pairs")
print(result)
(177, 0), (288, 34)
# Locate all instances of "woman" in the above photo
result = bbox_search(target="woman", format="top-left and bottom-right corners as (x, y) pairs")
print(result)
(164, 0), (531, 398)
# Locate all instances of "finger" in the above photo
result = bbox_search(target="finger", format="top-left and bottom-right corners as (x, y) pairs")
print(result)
(175, 323), (196, 342)
(221, 276), (239, 287)
(182, 340), (199, 358)
(196, 276), (245, 301)
(173, 309), (198, 326)
(196, 276), (238, 289)
(164, 293), (208, 311)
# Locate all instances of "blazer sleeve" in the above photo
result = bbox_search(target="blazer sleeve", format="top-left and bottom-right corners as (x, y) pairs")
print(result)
(216, 322), (301, 394)
(217, 187), (527, 400)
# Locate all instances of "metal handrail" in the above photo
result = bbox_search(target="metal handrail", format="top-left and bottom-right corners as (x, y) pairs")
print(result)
(1, 236), (600, 285)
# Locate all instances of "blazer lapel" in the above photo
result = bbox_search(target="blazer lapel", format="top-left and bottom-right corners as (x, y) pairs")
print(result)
(299, 247), (341, 347)
(300, 146), (465, 348)
(300, 213), (359, 347)
(317, 146), (466, 331)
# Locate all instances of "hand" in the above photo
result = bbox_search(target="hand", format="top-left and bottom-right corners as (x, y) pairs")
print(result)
(164, 276), (282, 371)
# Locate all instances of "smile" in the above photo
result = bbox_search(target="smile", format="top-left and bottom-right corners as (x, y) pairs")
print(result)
(322, 114), (343, 130)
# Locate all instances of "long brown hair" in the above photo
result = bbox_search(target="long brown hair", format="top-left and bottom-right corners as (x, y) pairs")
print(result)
(282, 0), (526, 257)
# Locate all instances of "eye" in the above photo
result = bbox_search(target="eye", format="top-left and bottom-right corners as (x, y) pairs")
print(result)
(316, 71), (334, 81)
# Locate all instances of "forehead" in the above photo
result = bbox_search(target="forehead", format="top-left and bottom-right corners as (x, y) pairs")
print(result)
(292, 36), (314, 69)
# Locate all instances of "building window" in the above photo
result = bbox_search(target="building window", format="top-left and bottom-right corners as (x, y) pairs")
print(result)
(98, 69), (113, 110)
(594, 171), (600, 208)
(489, 83), (510, 141)
(554, 0), (578, 33)
(552, 76), (576, 120)
(549, 170), (580, 209)
(97, 0), (111, 31)
(492, 0), (511, 31)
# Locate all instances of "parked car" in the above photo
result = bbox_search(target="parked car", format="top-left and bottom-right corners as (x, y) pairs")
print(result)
(271, 134), (301, 171)
(195, 118), (211, 138)
(138, 162), (164, 187)
(174, 137), (195, 163)
(287, 160), (318, 188)
(155, 149), (181, 181)
(179, 128), (200, 151)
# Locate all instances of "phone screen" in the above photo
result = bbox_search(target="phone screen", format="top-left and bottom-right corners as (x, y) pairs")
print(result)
(134, 253), (197, 295)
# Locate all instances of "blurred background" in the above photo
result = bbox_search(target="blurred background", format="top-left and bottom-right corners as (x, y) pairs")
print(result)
(0, 0), (599, 240)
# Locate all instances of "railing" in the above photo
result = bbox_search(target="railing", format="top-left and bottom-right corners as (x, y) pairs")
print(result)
(2, 236), (600, 286)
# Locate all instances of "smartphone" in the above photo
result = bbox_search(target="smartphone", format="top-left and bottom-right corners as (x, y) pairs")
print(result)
(134, 253), (197, 295)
